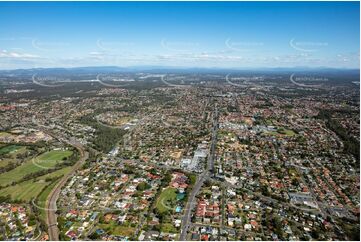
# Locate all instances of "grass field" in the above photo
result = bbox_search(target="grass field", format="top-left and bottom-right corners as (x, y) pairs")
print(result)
(113, 116), (134, 126)
(282, 129), (296, 136)
(37, 178), (61, 220)
(37, 166), (72, 181)
(0, 146), (27, 168)
(0, 132), (11, 137)
(265, 119), (275, 125)
(0, 179), (49, 201)
(0, 144), (23, 155)
(160, 223), (177, 233)
(99, 222), (135, 237)
(34, 150), (73, 168)
(0, 150), (72, 186)
(0, 164), (71, 203)
(265, 128), (295, 137)
(0, 159), (12, 168)
(156, 188), (177, 213)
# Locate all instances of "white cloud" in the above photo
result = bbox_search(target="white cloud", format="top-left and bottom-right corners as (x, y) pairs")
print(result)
(0, 49), (39, 59)
(0, 48), (359, 69)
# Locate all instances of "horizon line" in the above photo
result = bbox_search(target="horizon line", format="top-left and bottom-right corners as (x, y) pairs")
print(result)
(0, 65), (360, 72)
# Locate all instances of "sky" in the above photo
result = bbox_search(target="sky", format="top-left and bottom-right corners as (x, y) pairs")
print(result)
(0, 1), (359, 69)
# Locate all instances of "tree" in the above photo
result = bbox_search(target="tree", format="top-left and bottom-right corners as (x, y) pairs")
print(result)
(137, 182), (150, 191)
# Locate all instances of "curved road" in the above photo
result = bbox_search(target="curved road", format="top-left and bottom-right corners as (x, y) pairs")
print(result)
(45, 139), (88, 240)
(31, 117), (89, 240)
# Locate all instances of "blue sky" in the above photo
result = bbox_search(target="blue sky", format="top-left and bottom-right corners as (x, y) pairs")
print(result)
(0, 1), (359, 69)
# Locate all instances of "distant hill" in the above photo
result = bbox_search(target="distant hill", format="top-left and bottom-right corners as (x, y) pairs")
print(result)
(0, 66), (359, 77)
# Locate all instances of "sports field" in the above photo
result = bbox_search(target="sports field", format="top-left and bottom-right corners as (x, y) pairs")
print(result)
(33, 150), (73, 168)
(37, 166), (72, 181)
(0, 179), (49, 201)
(0, 150), (72, 186)
(156, 187), (177, 213)
(0, 165), (71, 202)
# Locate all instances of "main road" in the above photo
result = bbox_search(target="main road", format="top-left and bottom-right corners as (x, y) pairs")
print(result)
(31, 118), (89, 241)
(179, 105), (218, 240)
(46, 139), (88, 240)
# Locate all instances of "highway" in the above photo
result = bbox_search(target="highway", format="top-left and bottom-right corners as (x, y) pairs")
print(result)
(31, 118), (89, 241)
(179, 105), (218, 241)
(46, 140), (88, 241)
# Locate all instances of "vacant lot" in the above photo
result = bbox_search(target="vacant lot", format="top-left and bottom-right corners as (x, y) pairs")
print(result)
(98, 222), (135, 237)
